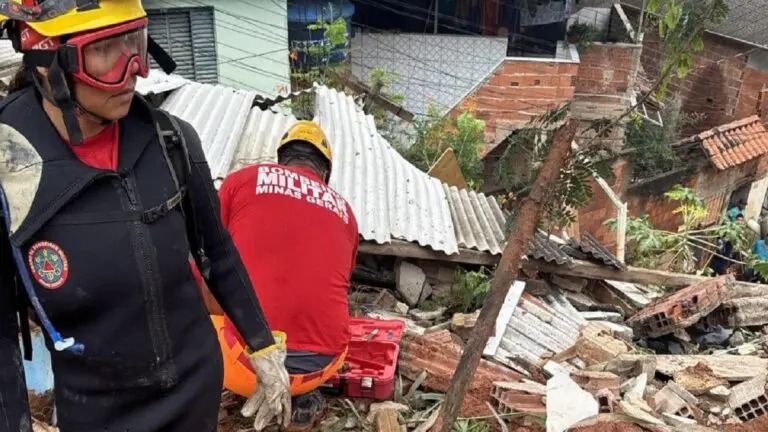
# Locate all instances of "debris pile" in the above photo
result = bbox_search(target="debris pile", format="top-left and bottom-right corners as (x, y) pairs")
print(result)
(347, 251), (768, 431)
(29, 253), (768, 431)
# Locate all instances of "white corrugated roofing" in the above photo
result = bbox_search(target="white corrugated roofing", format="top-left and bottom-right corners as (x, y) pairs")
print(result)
(135, 69), (190, 95)
(159, 80), (508, 256)
(315, 86), (457, 252)
(485, 281), (585, 373)
(231, 107), (297, 171)
(160, 81), (257, 179)
(444, 184), (507, 255)
(0, 39), (22, 89)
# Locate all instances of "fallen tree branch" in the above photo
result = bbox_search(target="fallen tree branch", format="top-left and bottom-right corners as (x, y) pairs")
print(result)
(438, 120), (579, 431)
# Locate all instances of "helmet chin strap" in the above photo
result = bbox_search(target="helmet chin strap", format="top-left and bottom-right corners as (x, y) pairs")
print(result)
(20, 35), (176, 145)
(31, 58), (112, 145)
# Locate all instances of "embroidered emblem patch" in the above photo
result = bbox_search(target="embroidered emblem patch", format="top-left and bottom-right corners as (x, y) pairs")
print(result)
(28, 241), (69, 290)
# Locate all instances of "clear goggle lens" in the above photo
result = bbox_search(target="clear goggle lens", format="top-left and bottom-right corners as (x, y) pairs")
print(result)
(81, 26), (148, 86)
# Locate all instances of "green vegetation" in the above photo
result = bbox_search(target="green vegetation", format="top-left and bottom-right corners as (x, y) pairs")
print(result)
(625, 98), (702, 181)
(495, 105), (614, 229)
(644, 0), (730, 99)
(397, 104), (486, 190)
(607, 185), (764, 279)
(566, 22), (602, 51)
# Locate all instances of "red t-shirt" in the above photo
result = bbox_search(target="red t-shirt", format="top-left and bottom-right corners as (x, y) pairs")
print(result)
(68, 123), (120, 171)
(219, 163), (359, 356)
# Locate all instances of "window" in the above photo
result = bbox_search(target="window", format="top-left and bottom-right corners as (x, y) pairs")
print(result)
(147, 7), (219, 84)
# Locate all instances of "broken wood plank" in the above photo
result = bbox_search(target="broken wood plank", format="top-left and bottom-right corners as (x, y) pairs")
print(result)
(375, 408), (401, 432)
(428, 148), (469, 189)
(614, 354), (768, 381)
(525, 258), (768, 292)
(359, 239), (498, 266)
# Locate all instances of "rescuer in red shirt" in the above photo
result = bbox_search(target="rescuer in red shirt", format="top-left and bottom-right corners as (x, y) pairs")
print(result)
(215, 121), (359, 429)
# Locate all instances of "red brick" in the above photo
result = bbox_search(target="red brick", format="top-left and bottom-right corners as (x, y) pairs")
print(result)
(503, 60), (559, 75)
(399, 330), (524, 417)
(558, 63), (579, 75)
(557, 87), (575, 98)
(627, 276), (732, 338)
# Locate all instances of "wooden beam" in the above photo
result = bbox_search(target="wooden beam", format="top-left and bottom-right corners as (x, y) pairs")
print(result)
(375, 408), (401, 432)
(611, 355), (768, 381)
(524, 257), (768, 292)
(361, 241), (768, 294)
(358, 239), (499, 266)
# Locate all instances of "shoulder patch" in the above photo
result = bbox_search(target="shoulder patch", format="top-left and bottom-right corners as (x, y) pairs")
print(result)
(28, 241), (69, 290)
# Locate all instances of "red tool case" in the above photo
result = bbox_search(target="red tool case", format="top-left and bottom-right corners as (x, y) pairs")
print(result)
(320, 318), (405, 400)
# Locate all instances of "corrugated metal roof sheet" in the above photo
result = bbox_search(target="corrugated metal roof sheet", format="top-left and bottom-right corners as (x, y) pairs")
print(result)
(0, 39), (22, 90)
(158, 80), (514, 256)
(678, 115), (768, 170)
(445, 184), (506, 255)
(568, 232), (626, 270)
(135, 69), (190, 95)
(529, 232), (572, 265)
(485, 281), (585, 373)
(230, 107), (297, 171)
(315, 85), (457, 253)
(160, 81), (257, 179)
(253, 88), (315, 111)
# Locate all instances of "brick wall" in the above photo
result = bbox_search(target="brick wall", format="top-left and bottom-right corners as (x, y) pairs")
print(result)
(571, 6), (641, 149)
(737, 66), (768, 119)
(624, 7), (768, 135)
(574, 44), (638, 97)
(695, 161), (756, 199)
(579, 156), (761, 250)
(760, 90), (768, 121)
(571, 42), (641, 149)
(457, 59), (578, 150)
(578, 160), (629, 245)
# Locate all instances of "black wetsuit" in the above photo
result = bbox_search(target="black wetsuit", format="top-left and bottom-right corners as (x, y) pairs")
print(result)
(0, 87), (273, 432)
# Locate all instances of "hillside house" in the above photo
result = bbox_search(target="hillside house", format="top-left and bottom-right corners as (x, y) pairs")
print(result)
(143, 0), (291, 96)
(620, 0), (768, 133)
(579, 116), (768, 247)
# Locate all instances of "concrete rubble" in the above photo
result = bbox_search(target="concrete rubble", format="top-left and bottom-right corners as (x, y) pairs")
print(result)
(348, 256), (768, 431)
(28, 255), (768, 431)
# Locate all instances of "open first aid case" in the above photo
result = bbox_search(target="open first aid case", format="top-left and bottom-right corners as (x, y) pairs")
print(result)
(321, 317), (406, 400)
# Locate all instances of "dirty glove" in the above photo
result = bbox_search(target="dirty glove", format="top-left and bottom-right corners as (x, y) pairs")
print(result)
(241, 331), (292, 431)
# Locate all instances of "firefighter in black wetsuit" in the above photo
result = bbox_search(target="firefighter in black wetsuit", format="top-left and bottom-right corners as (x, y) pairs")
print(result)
(0, 1), (291, 431)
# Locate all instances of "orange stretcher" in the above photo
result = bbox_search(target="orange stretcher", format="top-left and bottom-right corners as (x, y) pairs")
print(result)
(210, 314), (347, 397)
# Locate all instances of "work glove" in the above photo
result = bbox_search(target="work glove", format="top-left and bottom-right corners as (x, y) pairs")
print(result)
(241, 331), (292, 431)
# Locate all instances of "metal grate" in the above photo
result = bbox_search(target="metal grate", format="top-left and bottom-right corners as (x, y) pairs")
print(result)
(147, 7), (219, 84)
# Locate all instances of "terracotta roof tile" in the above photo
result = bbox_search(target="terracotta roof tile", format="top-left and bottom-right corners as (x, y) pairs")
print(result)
(680, 116), (768, 170)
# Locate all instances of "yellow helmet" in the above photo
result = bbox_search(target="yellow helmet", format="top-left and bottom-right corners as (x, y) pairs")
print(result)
(3, 0), (146, 36)
(278, 120), (333, 163)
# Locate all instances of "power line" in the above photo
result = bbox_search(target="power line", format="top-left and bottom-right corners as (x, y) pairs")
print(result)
(143, 0), (767, 137)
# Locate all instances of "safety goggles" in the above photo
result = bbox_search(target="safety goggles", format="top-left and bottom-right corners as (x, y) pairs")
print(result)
(64, 17), (149, 91)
